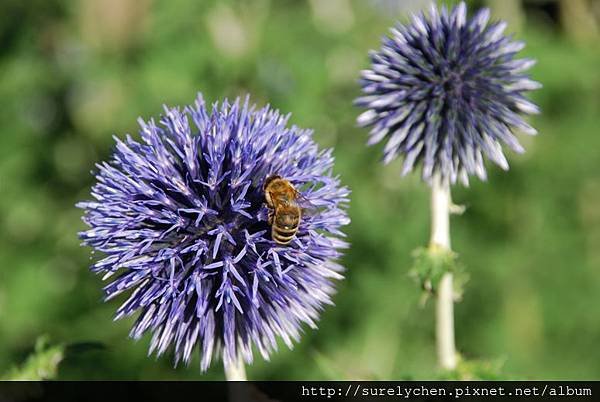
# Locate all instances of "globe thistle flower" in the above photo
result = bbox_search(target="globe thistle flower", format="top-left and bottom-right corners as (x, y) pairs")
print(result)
(356, 2), (541, 184)
(77, 94), (350, 371)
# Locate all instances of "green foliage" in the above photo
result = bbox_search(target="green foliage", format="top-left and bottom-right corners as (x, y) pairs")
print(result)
(410, 246), (468, 303)
(441, 355), (507, 381)
(1, 0), (600, 380)
(2, 337), (64, 380)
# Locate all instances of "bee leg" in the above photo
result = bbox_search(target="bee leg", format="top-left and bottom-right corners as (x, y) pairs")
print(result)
(267, 210), (274, 226)
(265, 191), (274, 209)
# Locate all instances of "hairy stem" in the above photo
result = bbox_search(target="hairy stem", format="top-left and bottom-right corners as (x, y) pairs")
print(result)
(224, 356), (247, 381)
(430, 174), (457, 370)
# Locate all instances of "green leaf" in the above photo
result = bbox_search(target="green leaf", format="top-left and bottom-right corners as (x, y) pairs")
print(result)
(2, 336), (64, 380)
(440, 355), (507, 380)
(409, 245), (468, 303)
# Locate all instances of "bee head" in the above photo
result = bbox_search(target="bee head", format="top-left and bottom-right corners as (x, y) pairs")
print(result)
(263, 174), (282, 190)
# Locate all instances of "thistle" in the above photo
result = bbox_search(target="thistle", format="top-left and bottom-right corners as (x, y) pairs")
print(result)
(78, 94), (350, 378)
(356, 1), (541, 185)
(355, 2), (540, 370)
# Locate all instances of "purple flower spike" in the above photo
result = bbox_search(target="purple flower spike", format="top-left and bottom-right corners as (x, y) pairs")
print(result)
(356, 2), (541, 185)
(78, 94), (350, 371)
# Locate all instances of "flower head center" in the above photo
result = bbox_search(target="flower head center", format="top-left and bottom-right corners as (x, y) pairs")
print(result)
(441, 70), (467, 99)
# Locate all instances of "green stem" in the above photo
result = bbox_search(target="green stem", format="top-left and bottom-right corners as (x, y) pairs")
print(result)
(224, 355), (247, 381)
(430, 174), (457, 370)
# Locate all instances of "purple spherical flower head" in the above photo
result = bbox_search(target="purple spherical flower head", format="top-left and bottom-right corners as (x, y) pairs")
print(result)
(356, 2), (541, 185)
(77, 94), (350, 371)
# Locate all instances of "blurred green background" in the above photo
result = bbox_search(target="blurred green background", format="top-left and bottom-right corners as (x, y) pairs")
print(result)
(1, 0), (599, 380)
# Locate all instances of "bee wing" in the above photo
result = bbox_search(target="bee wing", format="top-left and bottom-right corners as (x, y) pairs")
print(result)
(295, 192), (320, 217)
(301, 205), (320, 218)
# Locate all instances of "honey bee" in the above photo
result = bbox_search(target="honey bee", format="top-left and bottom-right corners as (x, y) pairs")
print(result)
(263, 175), (303, 245)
